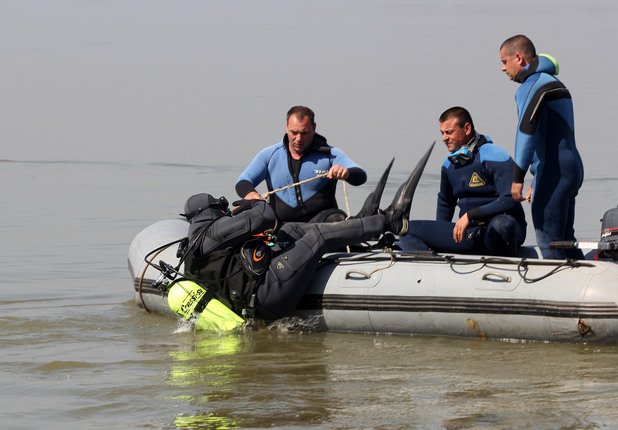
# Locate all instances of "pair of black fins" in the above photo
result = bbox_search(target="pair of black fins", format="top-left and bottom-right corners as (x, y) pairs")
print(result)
(356, 141), (435, 236)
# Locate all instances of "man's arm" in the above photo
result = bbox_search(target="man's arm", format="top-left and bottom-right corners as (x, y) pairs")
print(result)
(436, 167), (457, 222)
(235, 146), (274, 198)
(329, 148), (367, 186)
(512, 75), (551, 185)
(235, 181), (261, 200)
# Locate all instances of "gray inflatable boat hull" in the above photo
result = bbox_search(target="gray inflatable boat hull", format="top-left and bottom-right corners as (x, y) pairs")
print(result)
(128, 219), (618, 344)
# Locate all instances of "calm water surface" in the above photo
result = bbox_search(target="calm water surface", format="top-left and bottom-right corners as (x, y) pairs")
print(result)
(1, 161), (616, 429)
(2, 0), (618, 428)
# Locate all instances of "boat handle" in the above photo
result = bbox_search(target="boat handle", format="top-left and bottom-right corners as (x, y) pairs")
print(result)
(345, 270), (372, 280)
(482, 272), (511, 282)
(344, 255), (396, 280)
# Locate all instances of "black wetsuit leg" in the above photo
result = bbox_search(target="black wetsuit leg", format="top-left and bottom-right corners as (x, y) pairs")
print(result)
(530, 111), (584, 259)
(199, 201), (276, 255)
(255, 215), (385, 318)
(400, 220), (484, 254)
(401, 215), (526, 257)
(482, 214), (526, 256)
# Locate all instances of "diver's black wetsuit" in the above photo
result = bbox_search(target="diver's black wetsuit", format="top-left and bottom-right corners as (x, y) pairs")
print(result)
(184, 195), (384, 319)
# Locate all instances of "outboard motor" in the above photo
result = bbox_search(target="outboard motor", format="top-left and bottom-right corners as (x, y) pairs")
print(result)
(598, 206), (618, 260)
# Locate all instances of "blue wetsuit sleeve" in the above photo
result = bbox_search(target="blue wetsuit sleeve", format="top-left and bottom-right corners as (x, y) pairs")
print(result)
(513, 76), (545, 182)
(436, 167), (456, 221)
(514, 117), (544, 183)
(235, 146), (274, 197)
(330, 148), (367, 186)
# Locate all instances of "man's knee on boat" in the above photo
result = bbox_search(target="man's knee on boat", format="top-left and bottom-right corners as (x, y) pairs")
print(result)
(484, 214), (522, 256)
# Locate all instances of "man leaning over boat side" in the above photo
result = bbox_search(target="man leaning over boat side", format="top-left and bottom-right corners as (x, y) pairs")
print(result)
(499, 35), (584, 260)
(180, 150), (427, 320)
(235, 105), (367, 226)
(399, 106), (527, 256)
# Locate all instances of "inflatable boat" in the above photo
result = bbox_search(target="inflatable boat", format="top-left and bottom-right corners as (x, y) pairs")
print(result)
(128, 206), (618, 344)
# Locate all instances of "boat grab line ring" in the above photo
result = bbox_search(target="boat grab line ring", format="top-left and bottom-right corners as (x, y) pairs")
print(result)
(482, 272), (512, 282)
(344, 252), (396, 279)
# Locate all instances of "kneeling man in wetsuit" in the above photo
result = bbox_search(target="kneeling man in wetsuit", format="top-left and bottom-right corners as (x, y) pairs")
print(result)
(400, 107), (526, 256)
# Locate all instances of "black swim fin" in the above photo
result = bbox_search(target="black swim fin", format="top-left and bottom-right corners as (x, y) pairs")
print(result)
(384, 142), (435, 235)
(355, 157), (395, 218)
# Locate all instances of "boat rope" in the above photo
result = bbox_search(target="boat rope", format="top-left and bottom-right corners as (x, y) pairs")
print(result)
(516, 258), (585, 283)
(260, 171), (353, 252)
(342, 181), (352, 218)
(260, 172), (328, 202)
(344, 250), (396, 279)
(138, 246), (167, 313)
(342, 181), (352, 253)
(260, 171), (353, 217)
(138, 237), (187, 312)
(442, 255), (593, 283)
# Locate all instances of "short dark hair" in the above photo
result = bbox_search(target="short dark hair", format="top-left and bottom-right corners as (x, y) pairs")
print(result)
(500, 35), (536, 62)
(286, 106), (315, 125)
(439, 106), (475, 132)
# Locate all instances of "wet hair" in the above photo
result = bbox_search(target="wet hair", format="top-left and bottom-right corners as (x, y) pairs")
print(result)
(439, 106), (475, 133)
(286, 106), (315, 125)
(500, 35), (537, 62)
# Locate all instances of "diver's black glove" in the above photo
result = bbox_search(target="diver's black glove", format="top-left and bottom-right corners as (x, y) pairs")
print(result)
(232, 199), (256, 215)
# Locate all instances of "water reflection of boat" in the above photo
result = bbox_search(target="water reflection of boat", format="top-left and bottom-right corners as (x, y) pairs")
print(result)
(129, 208), (618, 344)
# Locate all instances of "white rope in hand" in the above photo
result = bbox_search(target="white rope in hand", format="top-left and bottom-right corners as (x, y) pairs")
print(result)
(260, 172), (329, 202)
(259, 171), (353, 253)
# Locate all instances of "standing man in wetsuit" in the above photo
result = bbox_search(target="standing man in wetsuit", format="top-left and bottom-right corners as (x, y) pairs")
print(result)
(499, 35), (584, 259)
(399, 107), (526, 256)
(235, 106), (367, 224)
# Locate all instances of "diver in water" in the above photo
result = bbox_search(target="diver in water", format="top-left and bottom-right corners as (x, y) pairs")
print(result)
(180, 144), (433, 321)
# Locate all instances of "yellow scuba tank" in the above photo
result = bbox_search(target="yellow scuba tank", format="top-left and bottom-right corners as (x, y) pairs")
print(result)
(167, 279), (244, 332)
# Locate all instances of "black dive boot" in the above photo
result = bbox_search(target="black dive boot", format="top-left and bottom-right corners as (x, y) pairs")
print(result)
(355, 157), (394, 218)
(384, 142), (435, 235)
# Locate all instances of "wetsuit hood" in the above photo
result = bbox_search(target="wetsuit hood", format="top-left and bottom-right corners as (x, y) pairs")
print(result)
(515, 54), (560, 83)
(183, 193), (232, 242)
(183, 193), (230, 222)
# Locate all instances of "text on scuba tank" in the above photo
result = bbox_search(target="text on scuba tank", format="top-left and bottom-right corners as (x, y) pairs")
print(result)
(180, 287), (206, 316)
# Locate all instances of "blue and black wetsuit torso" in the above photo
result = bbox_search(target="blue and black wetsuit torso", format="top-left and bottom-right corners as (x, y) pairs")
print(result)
(236, 134), (366, 223)
(438, 134), (526, 229)
(513, 54), (584, 186)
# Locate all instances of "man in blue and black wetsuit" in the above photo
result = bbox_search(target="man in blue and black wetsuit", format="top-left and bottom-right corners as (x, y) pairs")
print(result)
(399, 107), (527, 256)
(235, 106), (367, 225)
(500, 35), (584, 259)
